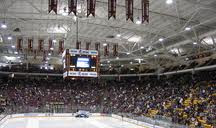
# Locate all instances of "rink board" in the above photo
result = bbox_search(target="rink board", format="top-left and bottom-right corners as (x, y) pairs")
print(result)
(0, 113), (163, 128)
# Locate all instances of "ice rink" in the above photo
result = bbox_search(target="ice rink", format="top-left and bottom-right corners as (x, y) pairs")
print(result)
(0, 116), (146, 128)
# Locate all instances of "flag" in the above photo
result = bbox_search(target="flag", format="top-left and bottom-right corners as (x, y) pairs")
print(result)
(126, 0), (133, 22)
(142, 0), (149, 23)
(48, 0), (58, 14)
(108, 0), (116, 19)
(87, 0), (96, 17)
(68, 0), (77, 15)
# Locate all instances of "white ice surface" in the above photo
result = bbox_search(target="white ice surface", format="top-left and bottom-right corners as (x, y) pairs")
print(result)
(1, 116), (145, 128)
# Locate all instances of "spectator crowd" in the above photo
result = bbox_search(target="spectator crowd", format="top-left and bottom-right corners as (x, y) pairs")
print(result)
(0, 70), (215, 128)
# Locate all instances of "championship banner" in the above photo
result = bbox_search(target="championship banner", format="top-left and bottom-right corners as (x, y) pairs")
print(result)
(87, 0), (96, 17)
(33, 50), (37, 59)
(86, 42), (91, 50)
(49, 39), (53, 51)
(108, 0), (116, 19)
(76, 41), (81, 49)
(125, 0), (133, 22)
(104, 44), (109, 56)
(68, 0), (77, 15)
(142, 0), (149, 23)
(95, 43), (100, 51)
(28, 39), (33, 52)
(17, 38), (23, 52)
(59, 40), (64, 54)
(48, 0), (58, 14)
(38, 39), (44, 52)
(113, 44), (118, 56)
(43, 51), (47, 62)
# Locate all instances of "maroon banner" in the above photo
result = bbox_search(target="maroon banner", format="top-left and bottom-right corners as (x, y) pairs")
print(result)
(38, 39), (44, 52)
(95, 43), (100, 51)
(28, 39), (33, 52)
(49, 40), (53, 50)
(86, 42), (91, 50)
(125, 0), (133, 22)
(87, 0), (96, 17)
(59, 40), (64, 54)
(48, 0), (58, 14)
(104, 44), (109, 56)
(113, 44), (118, 56)
(43, 51), (47, 62)
(33, 50), (37, 59)
(142, 0), (149, 23)
(108, 0), (116, 19)
(17, 38), (23, 52)
(68, 0), (77, 15)
(76, 41), (81, 49)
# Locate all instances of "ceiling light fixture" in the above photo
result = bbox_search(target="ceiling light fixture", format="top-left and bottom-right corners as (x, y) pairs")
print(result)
(159, 38), (164, 42)
(7, 36), (12, 40)
(166, 0), (173, 4)
(1, 23), (7, 29)
(126, 52), (130, 55)
(103, 43), (107, 46)
(116, 34), (121, 37)
(193, 42), (197, 45)
(52, 39), (57, 43)
(48, 53), (51, 56)
(14, 51), (18, 54)
(136, 20), (142, 25)
(11, 45), (15, 49)
(62, 7), (68, 16)
(50, 66), (54, 70)
(50, 47), (54, 50)
(185, 27), (191, 31)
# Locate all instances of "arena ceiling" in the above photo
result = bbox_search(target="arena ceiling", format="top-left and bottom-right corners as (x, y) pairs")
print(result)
(0, 0), (216, 70)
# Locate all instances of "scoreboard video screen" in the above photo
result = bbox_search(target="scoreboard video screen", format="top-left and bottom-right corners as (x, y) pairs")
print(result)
(62, 49), (99, 78)
(76, 57), (90, 68)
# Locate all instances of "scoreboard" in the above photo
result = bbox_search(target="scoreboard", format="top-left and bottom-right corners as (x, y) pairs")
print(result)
(62, 49), (99, 78)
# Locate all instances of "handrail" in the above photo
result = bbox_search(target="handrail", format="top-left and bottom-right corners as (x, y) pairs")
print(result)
(1, 64), (216, 77)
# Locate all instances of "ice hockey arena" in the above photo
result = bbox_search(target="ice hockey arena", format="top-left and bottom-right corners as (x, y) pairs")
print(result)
(0, 0), (215, 128)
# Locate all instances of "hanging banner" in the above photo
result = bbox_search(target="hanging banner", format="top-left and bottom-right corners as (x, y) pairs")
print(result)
(33, 50), (37, 59)
(142, 0), (149, 23)
(95, 43), (100, 54)
(17, 38), (22, 52)
(43, 51), (47, 62)
(59, 40), (64, 54)
(95, 43), (100, 50)
(104, 44), (109, 56)
(28, 39), (33, 52)
(125, 0), (133, 22)
(86, 42), (91, 50)
(49, 39), (53, 50)
(68, 0), (77, 15)
(76, 41), (81, 49)
(108, 0), (116, 19)
(113, 44), (118, 56)
(48, 0), (58, 14)
(38, 39), (44, 52)
(87, 0), (96, 17)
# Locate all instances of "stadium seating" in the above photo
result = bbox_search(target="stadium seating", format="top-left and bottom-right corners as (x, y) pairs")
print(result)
(0, 70), (215, 127)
